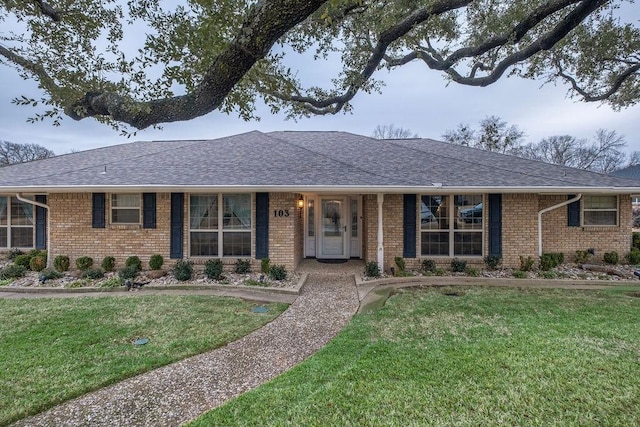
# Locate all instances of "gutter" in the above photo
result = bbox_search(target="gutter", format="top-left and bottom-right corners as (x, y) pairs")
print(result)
(16, 193), (51, 269)
(538, 194), (582, 257)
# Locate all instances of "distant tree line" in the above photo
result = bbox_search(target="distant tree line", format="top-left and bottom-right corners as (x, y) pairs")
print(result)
(0, 141), (54, 166)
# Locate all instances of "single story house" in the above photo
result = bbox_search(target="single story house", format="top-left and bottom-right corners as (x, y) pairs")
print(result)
(1, 130), (639, 272)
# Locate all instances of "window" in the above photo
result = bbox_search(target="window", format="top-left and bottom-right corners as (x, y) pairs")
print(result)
(189, 194), (251, 257)
(111, 194), (140, 224)
(583, 195), (618, 226)
(0, 196), (34, 248)
(421, 194), (483, 257)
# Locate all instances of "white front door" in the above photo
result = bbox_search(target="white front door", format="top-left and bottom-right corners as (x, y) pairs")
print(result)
(318, 197), (348, 258)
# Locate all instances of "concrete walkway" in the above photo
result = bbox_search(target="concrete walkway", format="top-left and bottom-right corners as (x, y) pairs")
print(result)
(11, 271), (360, 427)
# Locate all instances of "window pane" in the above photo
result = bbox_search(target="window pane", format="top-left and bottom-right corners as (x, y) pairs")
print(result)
(421, 232), (449, 256)
(308, 199), (315, 237)
(0, 228), (6, 247)
(455, 195), (483, 230)
(0, 197), (7, 225)
(584, 196), (616, 209)
(11, 227), (33, 247)
(351, 199), (358, 238)
(111, 194), (140, 208)
(11, 198), (33, 226)
(223, 232), (251, 256)
(584, 211), (617, 226)
(190, 195), (218, 229)
(223, 194), (251, 230)
(454, 232), (483, 256)
(190, 232), (218, 256)
(112, 209), (140, 223)
(421, 195), (448, 229)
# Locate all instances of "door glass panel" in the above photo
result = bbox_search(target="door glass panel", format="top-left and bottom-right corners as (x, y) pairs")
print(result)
(308, 199), (315, 237)
(351, 199), (358, 238)
(321, 199), (344, 256)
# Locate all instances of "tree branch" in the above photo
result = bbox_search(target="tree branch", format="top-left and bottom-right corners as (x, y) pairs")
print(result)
(33, 0), (62, 21)
(557, 62), (640, 102)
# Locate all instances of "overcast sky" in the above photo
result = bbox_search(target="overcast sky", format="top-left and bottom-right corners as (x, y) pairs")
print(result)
(1, 11), (639, 156)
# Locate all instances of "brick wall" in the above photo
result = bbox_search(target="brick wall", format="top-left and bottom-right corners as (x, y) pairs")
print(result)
(267, 192), (301, 272)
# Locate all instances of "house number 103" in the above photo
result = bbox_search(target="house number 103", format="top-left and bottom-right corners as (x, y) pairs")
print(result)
(274, 209), (290, 217)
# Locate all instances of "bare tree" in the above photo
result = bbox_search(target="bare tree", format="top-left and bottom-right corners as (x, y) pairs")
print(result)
(371, 124), (418, 139)
(443, 116), (525, 153)
(0, 1), (638, 133)
(0, 141), (54, 166)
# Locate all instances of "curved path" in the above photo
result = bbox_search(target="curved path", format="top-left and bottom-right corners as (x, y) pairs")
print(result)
(13, 272), (360, 427)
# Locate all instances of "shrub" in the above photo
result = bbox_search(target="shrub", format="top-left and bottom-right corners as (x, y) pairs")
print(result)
(125, 256), (142, 272)
(268, 264), (287, 281)
(434, 267), (446, 276)
(100, 277), (122, 288)
(234, 258), (251, 274)
(540, 253), (564, 271)
(540, 270), (557, 279)
(633, 232), (640, 251)
(173, 260), (194, 281)
(603, 251), (619, 265)
(519, 256), (535, 272)
(421, 259), (436, 274)
(75, 256), (94, 271)
(244, 279), (267, 287)
(465, 266), (480, 277)
(101, 256), (116, 272)
(394, 256), (406, 272)
(204, 258), (224, 280)
(627, 249), (640, 265)
(575, 250), (592, 264)
(118, 265), (139, 281)
(82, 268), (105, 279)
(451, 258), (467, 273)
(40, 268), (63, 280)
(53, 255), (70, 272)
(149, 254), (164, 270)
(364, 261), (381, 278)
(14, 254), (32, 270)
(6, 248), (24, 260)
(29, 255), (47, 272)
(0, 264), (26, 280)
(484, 255), (501, 270)
(512, 270), (528, 279)
(261, 258), (271, 274)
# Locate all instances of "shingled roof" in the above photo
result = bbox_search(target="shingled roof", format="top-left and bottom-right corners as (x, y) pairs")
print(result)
(1, 131), (638, 193)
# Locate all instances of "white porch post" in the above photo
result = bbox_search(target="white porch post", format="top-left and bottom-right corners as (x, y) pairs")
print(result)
(377, 193), (384, 270)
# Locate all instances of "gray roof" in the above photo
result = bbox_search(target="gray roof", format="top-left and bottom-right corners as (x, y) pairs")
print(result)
(610, 165), (640, 181)
(0, 130), (639, 193)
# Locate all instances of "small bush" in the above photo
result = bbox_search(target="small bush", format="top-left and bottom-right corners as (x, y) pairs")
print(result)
(434, 267), (446, 276)
(204, 258), (224, 280)
(603, 251), (619, 265)
(575, 250), (592, 264)
(540, 253), (564, 271)
(6, 248), (24, 260)
(394, 256), (406, 272)
(451, 258), (467, 273)
(101, 256), (116, 272)
(421, 259), (436, 274)
(75, 256), (94, 271)
(100, 277), (122, 288)
(261, 258), (271, 274)
(268, 264), (287, 281)
(14, 254), (32, 270)
(0, 264), (26, 280)
(82, 268), (105, 279)
(626, 249), (640, 265)
(484, 255), (501, 270)
(29, 255), (47, 272)
(53, 255), (70, 272)
(465, 266), (480, 277)
(244, 279), (267, 287)
(540, 270), (557, 279)
(118, 265), (139, 281)
(519, 256), (535, 272)
(364, 261), (381, 278)
(40, 268), (63, 280)
(149, 254), (164, 270)
(512, 270), (528, 279)
(633, 232), (640, 251)
(173, 260), (194, 281)
(234, 258), (251, 274)
(125, 256), (142, 272)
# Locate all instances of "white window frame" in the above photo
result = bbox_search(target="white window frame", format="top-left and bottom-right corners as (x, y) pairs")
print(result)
(0, 195), (35, 249)
(110, 194), (141, 225)
(188, 193), (252, 258)
(582, 195), (618, 227)
(420, 194), (484, 258)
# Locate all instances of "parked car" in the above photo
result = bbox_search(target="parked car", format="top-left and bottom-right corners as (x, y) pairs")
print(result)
(421, 202), (438, 227)
(459, 203), (482, 223)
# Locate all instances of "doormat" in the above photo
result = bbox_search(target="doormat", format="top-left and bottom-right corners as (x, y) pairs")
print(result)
(317, 259), (348, 264)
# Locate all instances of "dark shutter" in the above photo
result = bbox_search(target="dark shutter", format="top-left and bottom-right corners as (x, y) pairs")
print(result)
(488, 194), (502, 257)
(170, 193), (184, 259)
(255, 192), (269, 259)
(143, 193), (157, 229)
(35, 195), (47, 249)
(567, 195), (581, 227)
(92, 193), (106, 228)
(403, 194), (417, 258)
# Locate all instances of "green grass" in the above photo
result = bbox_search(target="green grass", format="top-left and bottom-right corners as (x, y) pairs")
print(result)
(191, 286), (640, 426)
(0, 296), (287, 426)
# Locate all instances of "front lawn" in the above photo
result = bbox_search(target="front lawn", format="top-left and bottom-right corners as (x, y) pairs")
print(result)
(0, 296), (287, 426)
(191, 286), (640, 426)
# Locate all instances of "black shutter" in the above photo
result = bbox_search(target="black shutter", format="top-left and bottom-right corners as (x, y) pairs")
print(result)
(488, 194), (502, 257)
(35, 195), (47, 249)
(92, 193), (106, 228)
(255, 192), (269, 259)
(567, 195), (581, 227)
(143, 193), (157, 229)
(403, 194), (417, 258)
(170, 193), (184, 259)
